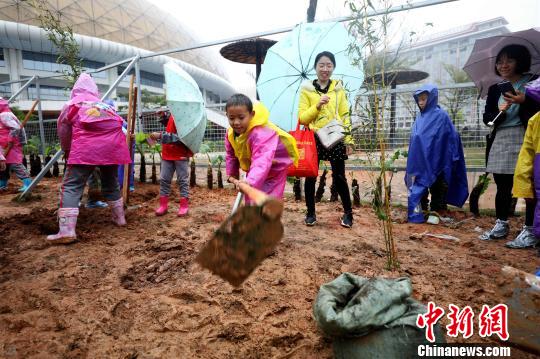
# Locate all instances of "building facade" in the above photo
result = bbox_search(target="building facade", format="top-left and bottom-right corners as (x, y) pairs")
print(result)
(0, 0), (236, 114)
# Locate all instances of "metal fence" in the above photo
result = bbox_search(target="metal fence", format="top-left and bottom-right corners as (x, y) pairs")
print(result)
(21, 83), (489, 167)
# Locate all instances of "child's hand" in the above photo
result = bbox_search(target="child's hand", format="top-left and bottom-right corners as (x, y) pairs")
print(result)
(149, 132), (162, 140)
(0, 159), (5, 171)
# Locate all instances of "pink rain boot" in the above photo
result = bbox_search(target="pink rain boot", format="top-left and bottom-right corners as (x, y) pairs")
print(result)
(109, 198), (127, 226)
(155, 196), (169, 216)
(46, 208), (79, 244)
(177, 197), (189, 217)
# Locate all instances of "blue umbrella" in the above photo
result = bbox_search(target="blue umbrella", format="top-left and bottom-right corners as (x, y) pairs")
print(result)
(256, 21), (364, 131)
(164, 62), (207, 153)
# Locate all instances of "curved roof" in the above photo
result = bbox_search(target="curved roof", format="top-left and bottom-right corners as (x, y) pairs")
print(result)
(0, 20), (236, 99)
(0, 0), (226, 78)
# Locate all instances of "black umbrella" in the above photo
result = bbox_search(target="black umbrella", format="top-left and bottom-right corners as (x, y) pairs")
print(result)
(220, 38), (277, 82)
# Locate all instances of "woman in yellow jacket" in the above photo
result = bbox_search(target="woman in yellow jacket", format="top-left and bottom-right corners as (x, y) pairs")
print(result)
(298, 51), (354, 228)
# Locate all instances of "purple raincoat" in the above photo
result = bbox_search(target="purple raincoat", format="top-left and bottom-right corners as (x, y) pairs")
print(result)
(58, 74), (130, 165)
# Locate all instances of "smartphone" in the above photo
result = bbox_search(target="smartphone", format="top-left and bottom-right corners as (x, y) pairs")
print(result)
(497, 80), (517, 96)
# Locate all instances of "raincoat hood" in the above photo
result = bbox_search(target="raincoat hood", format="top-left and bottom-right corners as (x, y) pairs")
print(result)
(405, 84), (469, 223)
(70, 73), (100, 103)
(0, 99), (10, 113)
(227, 102), (298, 172)
(413, 84), (438, 113)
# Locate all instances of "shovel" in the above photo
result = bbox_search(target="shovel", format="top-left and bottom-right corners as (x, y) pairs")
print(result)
(196, 179), (284, 287)
(498, 266), (540, 355)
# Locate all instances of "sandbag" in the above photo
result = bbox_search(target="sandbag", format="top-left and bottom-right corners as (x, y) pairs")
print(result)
(313, 273), (445, 358)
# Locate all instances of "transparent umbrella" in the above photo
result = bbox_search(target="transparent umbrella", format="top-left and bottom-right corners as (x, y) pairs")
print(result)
(163, 62), (207, 153)
(256, 21), (363, 131)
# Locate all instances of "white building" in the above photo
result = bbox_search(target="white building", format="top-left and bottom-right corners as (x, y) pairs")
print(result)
(0, 0), (236, 115)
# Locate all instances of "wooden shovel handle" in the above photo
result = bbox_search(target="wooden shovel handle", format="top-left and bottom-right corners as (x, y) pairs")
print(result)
(21, 100), (40, 128)
(228, 177), (268, 206)
(5, 100), (40, 157)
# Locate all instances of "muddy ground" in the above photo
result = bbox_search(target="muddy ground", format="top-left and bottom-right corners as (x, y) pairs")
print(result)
(0, 175), (538, 358)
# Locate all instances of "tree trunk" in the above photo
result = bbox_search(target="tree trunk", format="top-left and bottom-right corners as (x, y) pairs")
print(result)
(217, 165), (224, 189)
(151, 163), (157, 184)
(306, 0), (317, 22)
(207, 164), (213, 190)
(352, 178), (360, 207)
(52, 161), (59, 177)
(190, 159), (196, 187)
(44, 156), (52, 178)
(139, 155), (146, 183)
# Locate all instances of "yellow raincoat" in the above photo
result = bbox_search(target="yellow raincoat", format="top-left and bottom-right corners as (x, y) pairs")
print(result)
(298, 79), (354, 145)
(225, 103), (298, 197)
(513, 112), (540, 199)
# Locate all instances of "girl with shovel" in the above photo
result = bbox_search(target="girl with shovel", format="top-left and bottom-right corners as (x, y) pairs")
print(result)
(224, 94), (298, 201)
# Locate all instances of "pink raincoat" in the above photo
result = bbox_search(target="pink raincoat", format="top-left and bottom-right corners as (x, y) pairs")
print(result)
(0, 99), (24, 164)
(225, 103), (298, 199)
(58, 74), (130, 165)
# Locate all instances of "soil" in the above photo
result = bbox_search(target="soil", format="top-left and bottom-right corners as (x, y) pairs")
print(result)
(0, 176), (538, 358)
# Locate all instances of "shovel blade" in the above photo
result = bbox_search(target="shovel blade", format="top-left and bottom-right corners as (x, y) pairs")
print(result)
(196, 201), (283, 286)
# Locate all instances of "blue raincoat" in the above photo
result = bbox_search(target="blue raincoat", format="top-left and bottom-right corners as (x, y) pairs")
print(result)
(405, 84), (469, 223)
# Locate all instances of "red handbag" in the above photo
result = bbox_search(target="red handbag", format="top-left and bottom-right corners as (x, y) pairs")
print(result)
(287, 122), (319, 177)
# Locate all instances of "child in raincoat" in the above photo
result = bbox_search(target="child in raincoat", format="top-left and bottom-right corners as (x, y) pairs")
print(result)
(149, 109), (193, 216)
(47, 73), (131, 244)
(405, 84), (469, 223)
(225, 94), (298, 201)
(511, 77), (540, 249)
(0, 99), (32, 191)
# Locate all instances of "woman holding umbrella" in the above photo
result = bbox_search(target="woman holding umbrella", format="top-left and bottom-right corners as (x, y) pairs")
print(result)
(480, 44), (540, 244)
(298, 51), (354, 228)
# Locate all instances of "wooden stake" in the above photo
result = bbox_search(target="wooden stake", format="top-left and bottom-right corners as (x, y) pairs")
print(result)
(123, 75), (136, 205)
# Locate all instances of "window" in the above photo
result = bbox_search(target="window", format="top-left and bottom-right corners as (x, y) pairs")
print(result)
(22, 51), (106, 78)
(0, 49), (5, 67)
(28, 85), (69, 101)
(117, 67), (164, 88)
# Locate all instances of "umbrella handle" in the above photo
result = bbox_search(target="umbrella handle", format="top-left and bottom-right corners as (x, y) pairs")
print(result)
(487, 111), (504, 127)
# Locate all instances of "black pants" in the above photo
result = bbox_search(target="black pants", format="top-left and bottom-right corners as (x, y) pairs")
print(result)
(305, 159), (352, 215)
(421, 175), (448, 212)
(493, 173), (535, 224)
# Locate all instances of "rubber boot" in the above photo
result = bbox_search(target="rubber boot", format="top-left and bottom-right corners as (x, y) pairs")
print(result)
(0, 179), (7, 190)
(46, 208), (78, 244)
(177, 197), (189, 217)
(155, 196), (169, 216)
(109, 198), (126, 226)
(18, 178), (32, 192)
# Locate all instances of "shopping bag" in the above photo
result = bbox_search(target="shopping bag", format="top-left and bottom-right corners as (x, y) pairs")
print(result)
(287, 122), (318, 177)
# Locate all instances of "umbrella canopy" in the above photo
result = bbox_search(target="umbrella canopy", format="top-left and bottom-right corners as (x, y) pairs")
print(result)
(463, 28), (540, 98)
(164, 62), (206, 153)
(257, 21), (364, 131)
(220, 38), (277, 80)
(365, 69), (429, 88)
